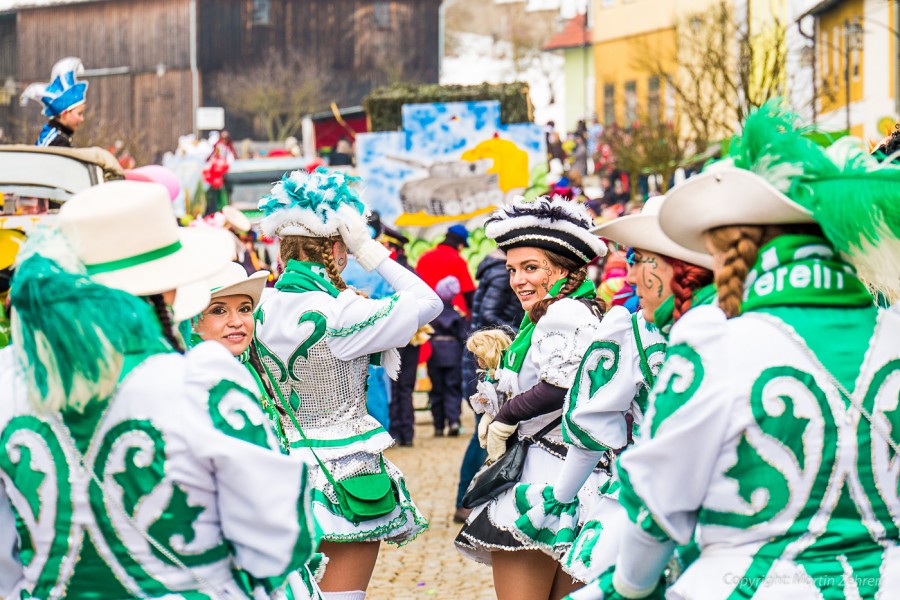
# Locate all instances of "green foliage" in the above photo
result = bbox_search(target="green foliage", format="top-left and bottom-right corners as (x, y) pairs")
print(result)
(364, 83), (533, 132)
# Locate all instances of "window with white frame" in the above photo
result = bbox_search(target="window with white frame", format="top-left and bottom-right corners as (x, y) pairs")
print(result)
(624, 80), (637, 126)
(603, 83), (615, 126)
(647, 76), (660, 123)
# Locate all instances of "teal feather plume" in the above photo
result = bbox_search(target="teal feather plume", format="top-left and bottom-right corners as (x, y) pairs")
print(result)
(10, 254), (170, 412)
(259, 167), (366, 222)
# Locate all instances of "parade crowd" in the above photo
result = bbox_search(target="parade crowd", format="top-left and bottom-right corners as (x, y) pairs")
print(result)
(2, 59), (900, 600)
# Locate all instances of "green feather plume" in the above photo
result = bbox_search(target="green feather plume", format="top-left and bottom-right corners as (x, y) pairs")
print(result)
(718, 99), (900, 301)
(10, 243), (170, 413)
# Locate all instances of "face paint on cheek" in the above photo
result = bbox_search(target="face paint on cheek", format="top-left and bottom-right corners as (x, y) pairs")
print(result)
(639, 257), (665, 299)
(337, 257), (346, 267)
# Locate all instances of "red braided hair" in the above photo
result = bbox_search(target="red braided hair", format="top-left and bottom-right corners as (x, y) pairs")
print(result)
(667, 258), (714, 322)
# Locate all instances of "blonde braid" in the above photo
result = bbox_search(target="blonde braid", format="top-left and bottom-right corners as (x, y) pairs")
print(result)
(312, 238), (349, 292)
(280, 234), (353, 293)
(706, 226), (766, 318)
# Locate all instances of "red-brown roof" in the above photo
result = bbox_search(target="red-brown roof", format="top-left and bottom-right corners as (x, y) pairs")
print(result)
(543, 13), (591, 51)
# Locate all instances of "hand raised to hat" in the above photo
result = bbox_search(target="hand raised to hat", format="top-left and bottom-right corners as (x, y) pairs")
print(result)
(337, 205), (389, 272)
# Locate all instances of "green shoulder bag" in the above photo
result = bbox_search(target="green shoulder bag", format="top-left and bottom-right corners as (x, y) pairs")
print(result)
(260, 356), (398, 525)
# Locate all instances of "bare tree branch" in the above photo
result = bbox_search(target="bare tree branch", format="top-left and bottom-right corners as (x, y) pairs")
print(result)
(213, 50), (331, 142)
(632, 1), (787, 153)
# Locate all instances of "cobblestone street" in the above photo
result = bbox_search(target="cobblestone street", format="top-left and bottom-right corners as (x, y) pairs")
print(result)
(367, 400), (495, 600)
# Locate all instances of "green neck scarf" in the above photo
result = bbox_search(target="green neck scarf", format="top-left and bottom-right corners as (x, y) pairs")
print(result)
(652, 283), (717, 339)
(501, 277), (596, 375)
(743, 234), (872, 312)
(275, 259), (340, 297)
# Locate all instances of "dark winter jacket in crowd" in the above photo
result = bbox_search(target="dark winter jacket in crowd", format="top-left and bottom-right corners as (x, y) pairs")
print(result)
(470, 250), (525, 333)
(462, 250), (525, 397)
(429, 301), (467, 368)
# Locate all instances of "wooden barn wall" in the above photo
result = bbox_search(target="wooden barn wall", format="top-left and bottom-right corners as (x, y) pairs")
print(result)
(0, 14), (15, 78)
(199, 0), (441, 139)
(0, 14), (16, 141)
(16, 0), (190, 79)
(15, 0), (192, 154)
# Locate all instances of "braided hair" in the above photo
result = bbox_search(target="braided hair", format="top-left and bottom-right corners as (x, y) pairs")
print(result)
(529, 250), (605, 325)
(280, 235), (350, 291)
(667, 258), (714, 322)
(706, 223), (824, 318)
(147, 293), (185, 353)
(246, 339), (283, 412)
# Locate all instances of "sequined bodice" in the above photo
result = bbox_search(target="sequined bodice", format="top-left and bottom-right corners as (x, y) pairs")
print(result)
(271, 335), (371, 435)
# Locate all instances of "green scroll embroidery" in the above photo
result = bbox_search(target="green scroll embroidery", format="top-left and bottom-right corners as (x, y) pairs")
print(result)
(288, 311), (328, 375)
(720, 368), (838, 598)
(90, 420), (171, 596)
(700, 434), (790, 528)
(563, 340), (620, 450)
(326, 294), (399, 337)
(93, 419), (229, 591)
(856, 358), (900, 539)
(0, 416), (72, 596)
(648, 343), (704, 438)
(701, 367), (827, 529)
(208, 380), (272, 449)
(146, 483), (229, 567)
(256, 338), (288, 383)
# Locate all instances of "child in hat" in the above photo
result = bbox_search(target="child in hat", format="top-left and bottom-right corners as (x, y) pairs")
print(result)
(21, 57), (88, 147)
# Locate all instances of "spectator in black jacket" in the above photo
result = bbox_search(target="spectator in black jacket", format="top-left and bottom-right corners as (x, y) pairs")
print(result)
(454, 249), (525, 522)
(462, 249), (525, 398)
(428, 276), (468, 437)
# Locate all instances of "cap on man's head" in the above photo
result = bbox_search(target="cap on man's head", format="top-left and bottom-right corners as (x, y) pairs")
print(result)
(445, 224), (469, 247)
(436, 275), (461, 301)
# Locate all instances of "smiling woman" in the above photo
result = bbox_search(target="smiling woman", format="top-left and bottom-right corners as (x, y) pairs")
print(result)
(455, 196), (608, 600)
(196, 295), (255, 354)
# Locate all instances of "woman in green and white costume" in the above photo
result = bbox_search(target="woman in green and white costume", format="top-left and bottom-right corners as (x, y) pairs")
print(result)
(254, 168), (442, 599)
(193, 263), (326, 599)
(455, 196), (608, 600)
(572, 103), (900, 600)
(193, 264), (290, 452)
(510, 196), (714, 583)
(0, 181), (318, 599)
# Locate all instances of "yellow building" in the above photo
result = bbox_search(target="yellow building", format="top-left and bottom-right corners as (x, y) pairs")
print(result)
(806, 0), (897, 141)
(592, 0), (721, 133)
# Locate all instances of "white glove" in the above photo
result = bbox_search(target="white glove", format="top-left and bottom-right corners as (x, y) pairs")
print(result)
(486, 421), (518, 463)
(477, 413), (493, 449)
(470, 380), (501, 416)
(337, 205), (389, 271)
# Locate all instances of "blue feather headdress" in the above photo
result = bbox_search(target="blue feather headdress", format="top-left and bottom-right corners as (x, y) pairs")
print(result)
(258, 167), (367, 238)
(20, 57), (88, 118)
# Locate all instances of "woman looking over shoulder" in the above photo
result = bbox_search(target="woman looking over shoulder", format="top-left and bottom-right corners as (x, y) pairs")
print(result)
(575, 102), (900, 599)
(0, 181), (317, 599)
(192, 264), (291, 452)
(193, 263), (328, 598)
(254, 168), (441, 599)
(511, 195), (714, 584)
(455, 196), (608, 600)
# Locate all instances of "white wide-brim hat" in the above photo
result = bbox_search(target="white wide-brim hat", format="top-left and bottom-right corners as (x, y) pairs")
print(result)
(207, 263), (270, 309)
(59, 180), (233, 321)
(592, 196), (714, 270)
(222, 205), (251, 233)
(658, 166), (815, 254)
